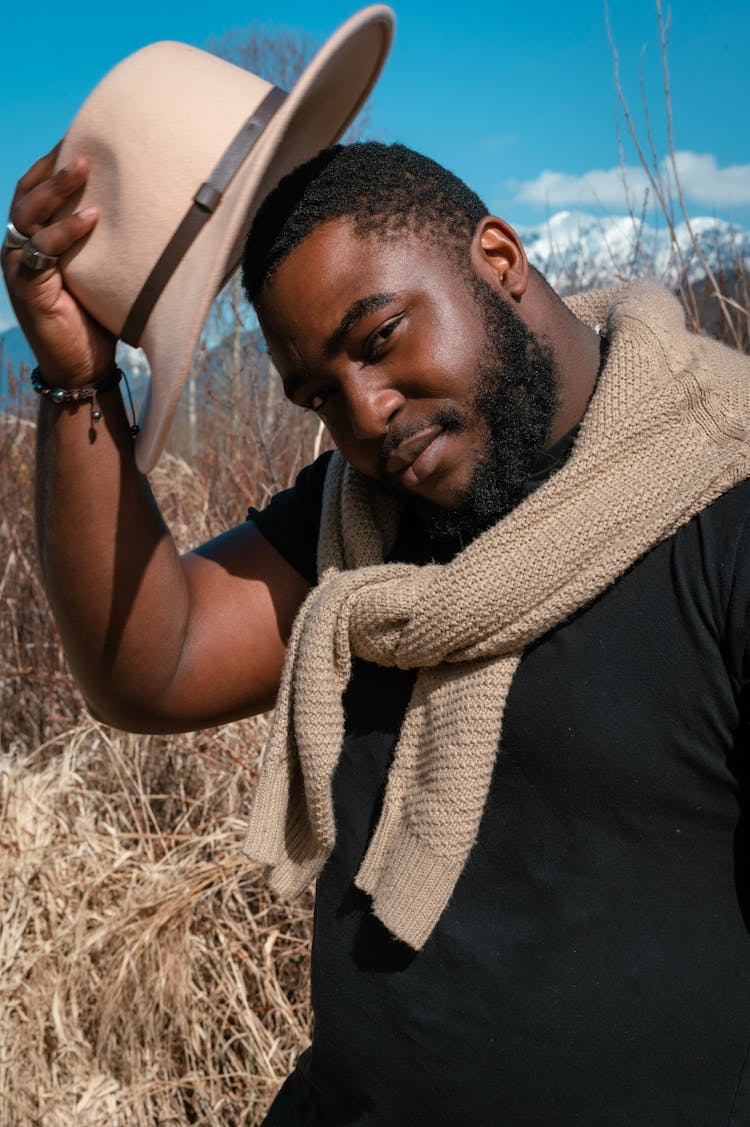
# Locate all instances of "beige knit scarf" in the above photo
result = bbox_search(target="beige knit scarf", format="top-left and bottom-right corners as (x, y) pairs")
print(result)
(243, 280), (750, 949)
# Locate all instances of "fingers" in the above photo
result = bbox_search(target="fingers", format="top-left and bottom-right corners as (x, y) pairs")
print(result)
(24, 208), (98, 259)
(10, 154), (89, 240)
(3, 150), (97, 285)
(3, 206), (98, 284)
(2, 148), (114, 386)
(10, 143), (62, 211)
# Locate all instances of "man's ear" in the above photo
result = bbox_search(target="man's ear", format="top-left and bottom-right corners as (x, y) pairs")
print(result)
(471, 216), (529, 298)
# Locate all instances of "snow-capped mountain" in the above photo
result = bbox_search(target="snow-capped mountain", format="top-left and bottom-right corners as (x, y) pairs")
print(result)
(518, 210), (750, 295)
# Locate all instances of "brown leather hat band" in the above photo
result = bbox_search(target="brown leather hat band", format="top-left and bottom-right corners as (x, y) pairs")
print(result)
(120, 84), (287, 347)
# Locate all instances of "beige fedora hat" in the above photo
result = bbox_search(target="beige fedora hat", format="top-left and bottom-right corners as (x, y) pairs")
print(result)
(54, 6), (395, 473)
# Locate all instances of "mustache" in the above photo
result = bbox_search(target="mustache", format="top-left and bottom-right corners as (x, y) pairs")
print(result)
(378, 407), (464, 470)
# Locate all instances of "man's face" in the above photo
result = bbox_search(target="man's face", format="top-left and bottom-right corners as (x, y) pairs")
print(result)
(258, 217), (557, 530)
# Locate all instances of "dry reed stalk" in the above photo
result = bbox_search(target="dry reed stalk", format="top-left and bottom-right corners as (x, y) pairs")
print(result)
(607, 0), (750, 353)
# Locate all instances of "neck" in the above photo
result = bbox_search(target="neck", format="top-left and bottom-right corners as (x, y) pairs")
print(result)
(517, 273), (605, 446)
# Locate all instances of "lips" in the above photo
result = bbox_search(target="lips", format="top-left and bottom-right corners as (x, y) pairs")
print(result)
(384, 424), (443, 477)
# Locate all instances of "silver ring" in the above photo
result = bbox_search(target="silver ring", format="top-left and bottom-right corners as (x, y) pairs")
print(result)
(20, 242), (58, 272)
(3, 221), (29, 252)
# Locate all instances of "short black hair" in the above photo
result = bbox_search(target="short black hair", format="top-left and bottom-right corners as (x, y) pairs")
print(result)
(241, 141), (489, 304)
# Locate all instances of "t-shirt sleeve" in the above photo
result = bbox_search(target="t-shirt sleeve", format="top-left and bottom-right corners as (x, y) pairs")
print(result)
(246, 451), (332, 586)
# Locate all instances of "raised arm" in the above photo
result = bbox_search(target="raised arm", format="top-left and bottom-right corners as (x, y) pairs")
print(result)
(4, 149), (309, 732)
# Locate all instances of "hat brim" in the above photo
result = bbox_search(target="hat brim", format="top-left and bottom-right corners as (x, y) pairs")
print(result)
(135, 6), (394, 473)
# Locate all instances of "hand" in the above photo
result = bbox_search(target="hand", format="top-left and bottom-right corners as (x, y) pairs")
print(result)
(2, 145), (116, 386)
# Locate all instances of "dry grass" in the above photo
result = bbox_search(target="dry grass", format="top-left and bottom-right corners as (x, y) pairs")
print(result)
(0, 408), (317, 1125)
(0, 724), (313, 1126)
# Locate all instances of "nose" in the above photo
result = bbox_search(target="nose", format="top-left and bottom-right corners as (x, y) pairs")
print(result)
(346, 380), (405, 441)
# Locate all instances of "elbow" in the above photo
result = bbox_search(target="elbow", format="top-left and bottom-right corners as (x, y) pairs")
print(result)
(81, 692), (157, 734)
(80, 686), (183, 735)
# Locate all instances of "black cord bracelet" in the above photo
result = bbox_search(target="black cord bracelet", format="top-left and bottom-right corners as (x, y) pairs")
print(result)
(31, 366), (140, 435)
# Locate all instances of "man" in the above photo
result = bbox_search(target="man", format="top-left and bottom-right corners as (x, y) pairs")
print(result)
(4, 140), (750, 1126)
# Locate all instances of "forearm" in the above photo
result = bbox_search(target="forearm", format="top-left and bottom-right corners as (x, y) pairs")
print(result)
(35, 380), (191, 728)
(8, 150), (300, 733)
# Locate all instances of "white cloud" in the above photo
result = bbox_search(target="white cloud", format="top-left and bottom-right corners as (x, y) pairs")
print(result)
(670, 152), (750, 207)
(512, 165), (649, 210)
(511, 151), (750, 211)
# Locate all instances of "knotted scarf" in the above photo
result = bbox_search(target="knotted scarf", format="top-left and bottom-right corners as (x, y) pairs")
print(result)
(243, 280), (750, 949)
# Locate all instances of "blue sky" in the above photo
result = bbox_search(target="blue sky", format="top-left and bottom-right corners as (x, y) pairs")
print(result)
(3, 0), (749, 331)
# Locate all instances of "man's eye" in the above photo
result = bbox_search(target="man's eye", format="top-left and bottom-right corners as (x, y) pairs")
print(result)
(364, 317), (401, 362)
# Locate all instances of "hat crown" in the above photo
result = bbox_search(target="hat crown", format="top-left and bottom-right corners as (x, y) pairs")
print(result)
(59, 42), (278, 334)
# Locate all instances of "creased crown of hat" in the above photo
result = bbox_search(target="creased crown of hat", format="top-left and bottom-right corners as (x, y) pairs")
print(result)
(55, 6), (395, 472)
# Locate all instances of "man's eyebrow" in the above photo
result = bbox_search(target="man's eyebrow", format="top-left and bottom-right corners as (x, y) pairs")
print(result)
(324, 291), (399, 357)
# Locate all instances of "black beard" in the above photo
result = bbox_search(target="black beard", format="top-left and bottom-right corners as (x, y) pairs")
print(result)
(411, 276), (558, 544)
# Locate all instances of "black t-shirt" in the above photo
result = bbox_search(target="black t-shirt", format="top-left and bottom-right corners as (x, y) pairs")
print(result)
(249, 449), (750, 1127)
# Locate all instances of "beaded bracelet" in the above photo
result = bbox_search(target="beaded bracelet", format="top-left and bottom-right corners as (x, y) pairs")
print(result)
(31, 366), (140, 435)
